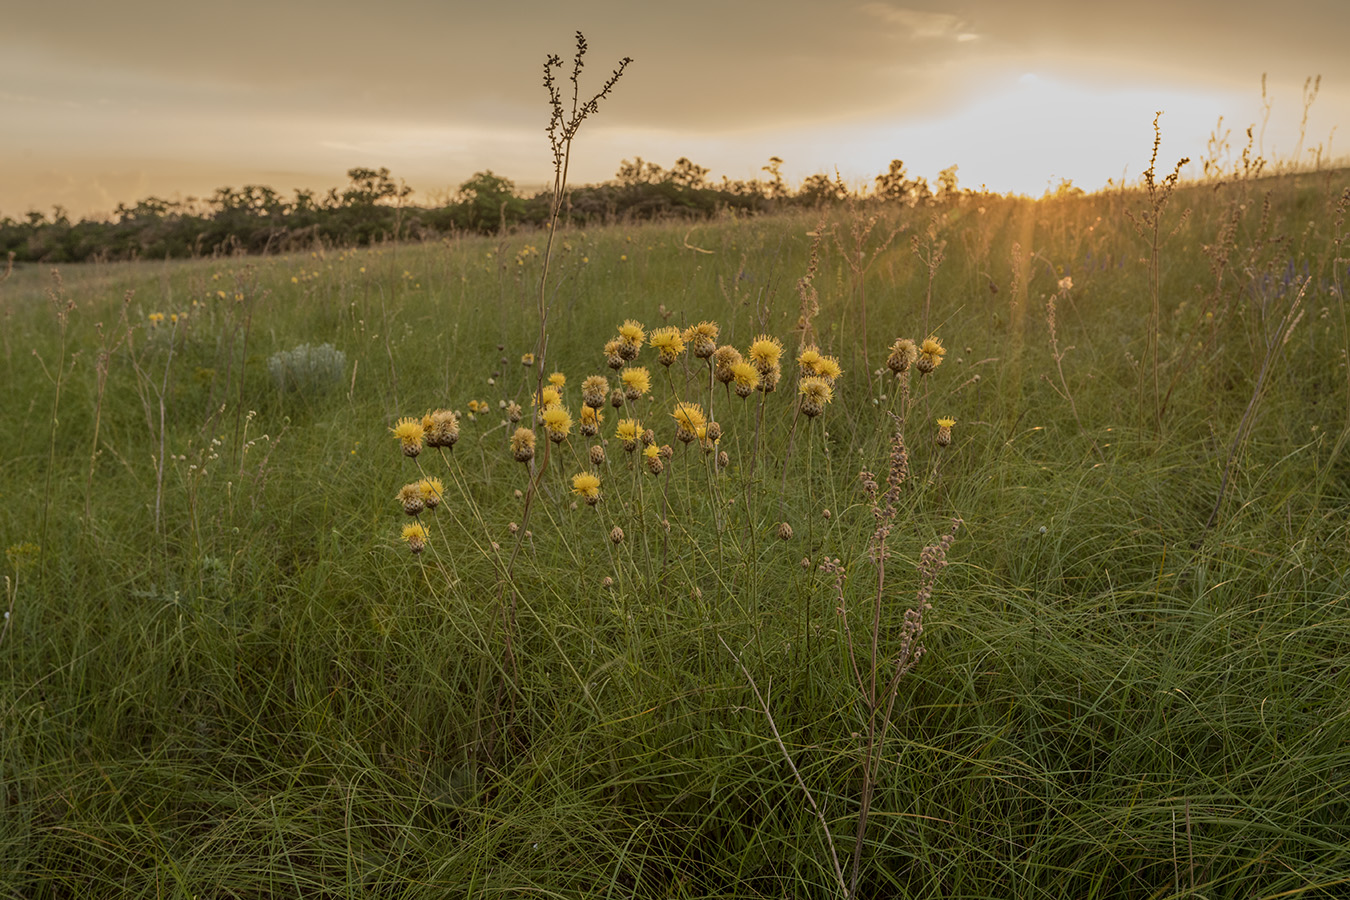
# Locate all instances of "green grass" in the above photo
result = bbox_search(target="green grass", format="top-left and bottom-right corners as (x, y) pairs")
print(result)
(3, 169), (1350, 898)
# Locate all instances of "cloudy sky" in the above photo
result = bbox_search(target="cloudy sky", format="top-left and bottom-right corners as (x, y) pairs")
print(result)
(3, 0), (1348, 219)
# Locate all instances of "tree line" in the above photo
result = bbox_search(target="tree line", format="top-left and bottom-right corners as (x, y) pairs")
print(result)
(0, 157), (980, 263)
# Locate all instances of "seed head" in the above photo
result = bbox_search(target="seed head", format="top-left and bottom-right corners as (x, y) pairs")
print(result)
(425, 409), (460, 449)
(397, 482), (425, 516)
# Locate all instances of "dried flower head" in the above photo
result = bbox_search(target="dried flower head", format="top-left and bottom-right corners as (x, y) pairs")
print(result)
(603, 339), (626, 370)
(397, 482), (426, 516)
(571, 471), (602, 505)
(391, 417), (424, 458)
(511, 427), (537, 462)
(581, 375), (610, 409)
(683, 321), (719, 359)
(401, 522), (429, 554)
(887, 338), (918, 375)
(425, 409), (460, 449)
(748, 334), (784, 375)
(649, 326), (686, 366)
(506, 401), (523, 423)
(542, 406), (573, 443)
(672, 402), (706, 443)
(713, 345), (743, 384)
(620, 366), (650, 400)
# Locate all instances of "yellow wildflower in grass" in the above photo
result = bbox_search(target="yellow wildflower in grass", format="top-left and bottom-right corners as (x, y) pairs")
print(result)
(747, 334), (784, 375)
(936, 416), (955, 447)
(579, 404), (603, 437)
(618, 319), (645, 353)
(582, 375), (610, 409)
(419, 477), (445, 509)
(643, 442), (664, 475)
(510, 427), (537, 462)
(917, 337), (945, 374)
(534, 386), (562, 409)
(798, 376), (833, 418)
(521, 353), (535, 366)
(616, 418), (642, 452)
(542, 405), (573, 443)
(713, 345), (743, 384)
(391, 417), (424, 458)
(887, 338), (918, 375)
(684, 321), (720, 359)
(620, 366), (651, 400)
(813, 355), (843, 385)
(148, 312), (165, 326)
(603, 339), (626, 370)
(672, 402), (707, 444)
(730, 361), (760, 398)
(549, 372), (567, 388)
(649, 326), (686, 366)
(397, 483), (426, 516)
(797, 346), (823, 377)
(402, 522), (429, 554)
(571, 471), (602, 506)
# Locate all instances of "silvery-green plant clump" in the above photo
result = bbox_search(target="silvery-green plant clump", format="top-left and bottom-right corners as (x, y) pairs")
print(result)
(267, 342), (346, 397)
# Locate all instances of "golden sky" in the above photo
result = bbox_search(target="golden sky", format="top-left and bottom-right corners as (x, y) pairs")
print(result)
(3, 0), (1348, 219)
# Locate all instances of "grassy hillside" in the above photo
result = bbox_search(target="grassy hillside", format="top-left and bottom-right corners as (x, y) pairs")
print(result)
(3, 167), (1350, 898)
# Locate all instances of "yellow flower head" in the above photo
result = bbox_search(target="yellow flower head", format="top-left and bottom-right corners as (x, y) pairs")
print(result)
(579, 404), (602, 426)
(683, 321), (719, 358)
(148, 312), (165, 325)
(571, 471), (602, 505)
(797, 346), (823, 376)
(798, 376), (834, 417)
(643, 443), (660, 460)
(401, 522), (429, 554)
(603, 338), (626, 369)
(935, 415), (955, 447)
(618, 319), (645, 349)
(649, 326), (686, 365)
(813, 355), (843, 383)
(542, 405), (572, 442)
(620, 366), (651, 399)
(937, 416), (956, 428)
(391, 417), (424, 457)
(672, 401), (706, 431)
(534, 386), (562, 409)
(521, 353), (535, 366)
(730, 361), (761, 397)
(418, 477), (445, 509)
(713, 345), (743, 384)
(616, 417), (642, 451)
(748, 334), (784, 373)
(916, 336), (946, 374)
(425, 409), (460, 448)
(548, 372), (567, 388)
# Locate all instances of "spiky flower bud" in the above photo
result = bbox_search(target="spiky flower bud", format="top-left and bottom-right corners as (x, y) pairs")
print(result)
(777, 521), (794, 541)
(609, 526), (625, 545)
(589, 444), (606, 467)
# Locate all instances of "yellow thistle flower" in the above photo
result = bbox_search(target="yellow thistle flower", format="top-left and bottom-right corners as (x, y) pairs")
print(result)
(917, 336), (945, 374)
(616, 418), (642, 452)
(521, 353), (535, 366)
(510, 426), (536, 462)
(730, 361), (760, 398)
(542, 405), (573, 443)
(419, 477), (445, 509)
(425, 409), (460, 449)
(582, 375), (610, 409)
(797, 346), (823, 377)
(391, 417), (424, 458)
(148, 312), (165, 325)
(618, 319), (645, 350)
(798, 376), (833, 417)
(401, 522), (429, 554)
(620, 366), (651, 399)
(548, 372), (567, 388)
(579, 404), (603, 437)
(936, 416), (955, 447)
(571, 471), (602, 505)
(748, 334), (784, 374)
(533, 386), (561, 409)
(813, 355), (843, 384)
(672, 402), (706, 443)
(643, 442), (663, 475)
(683, 321), (719, 359)
(649, 326), (686, 366)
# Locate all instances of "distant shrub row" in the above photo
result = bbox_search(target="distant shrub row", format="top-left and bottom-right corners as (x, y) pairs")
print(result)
(0, 158), (973, 263)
